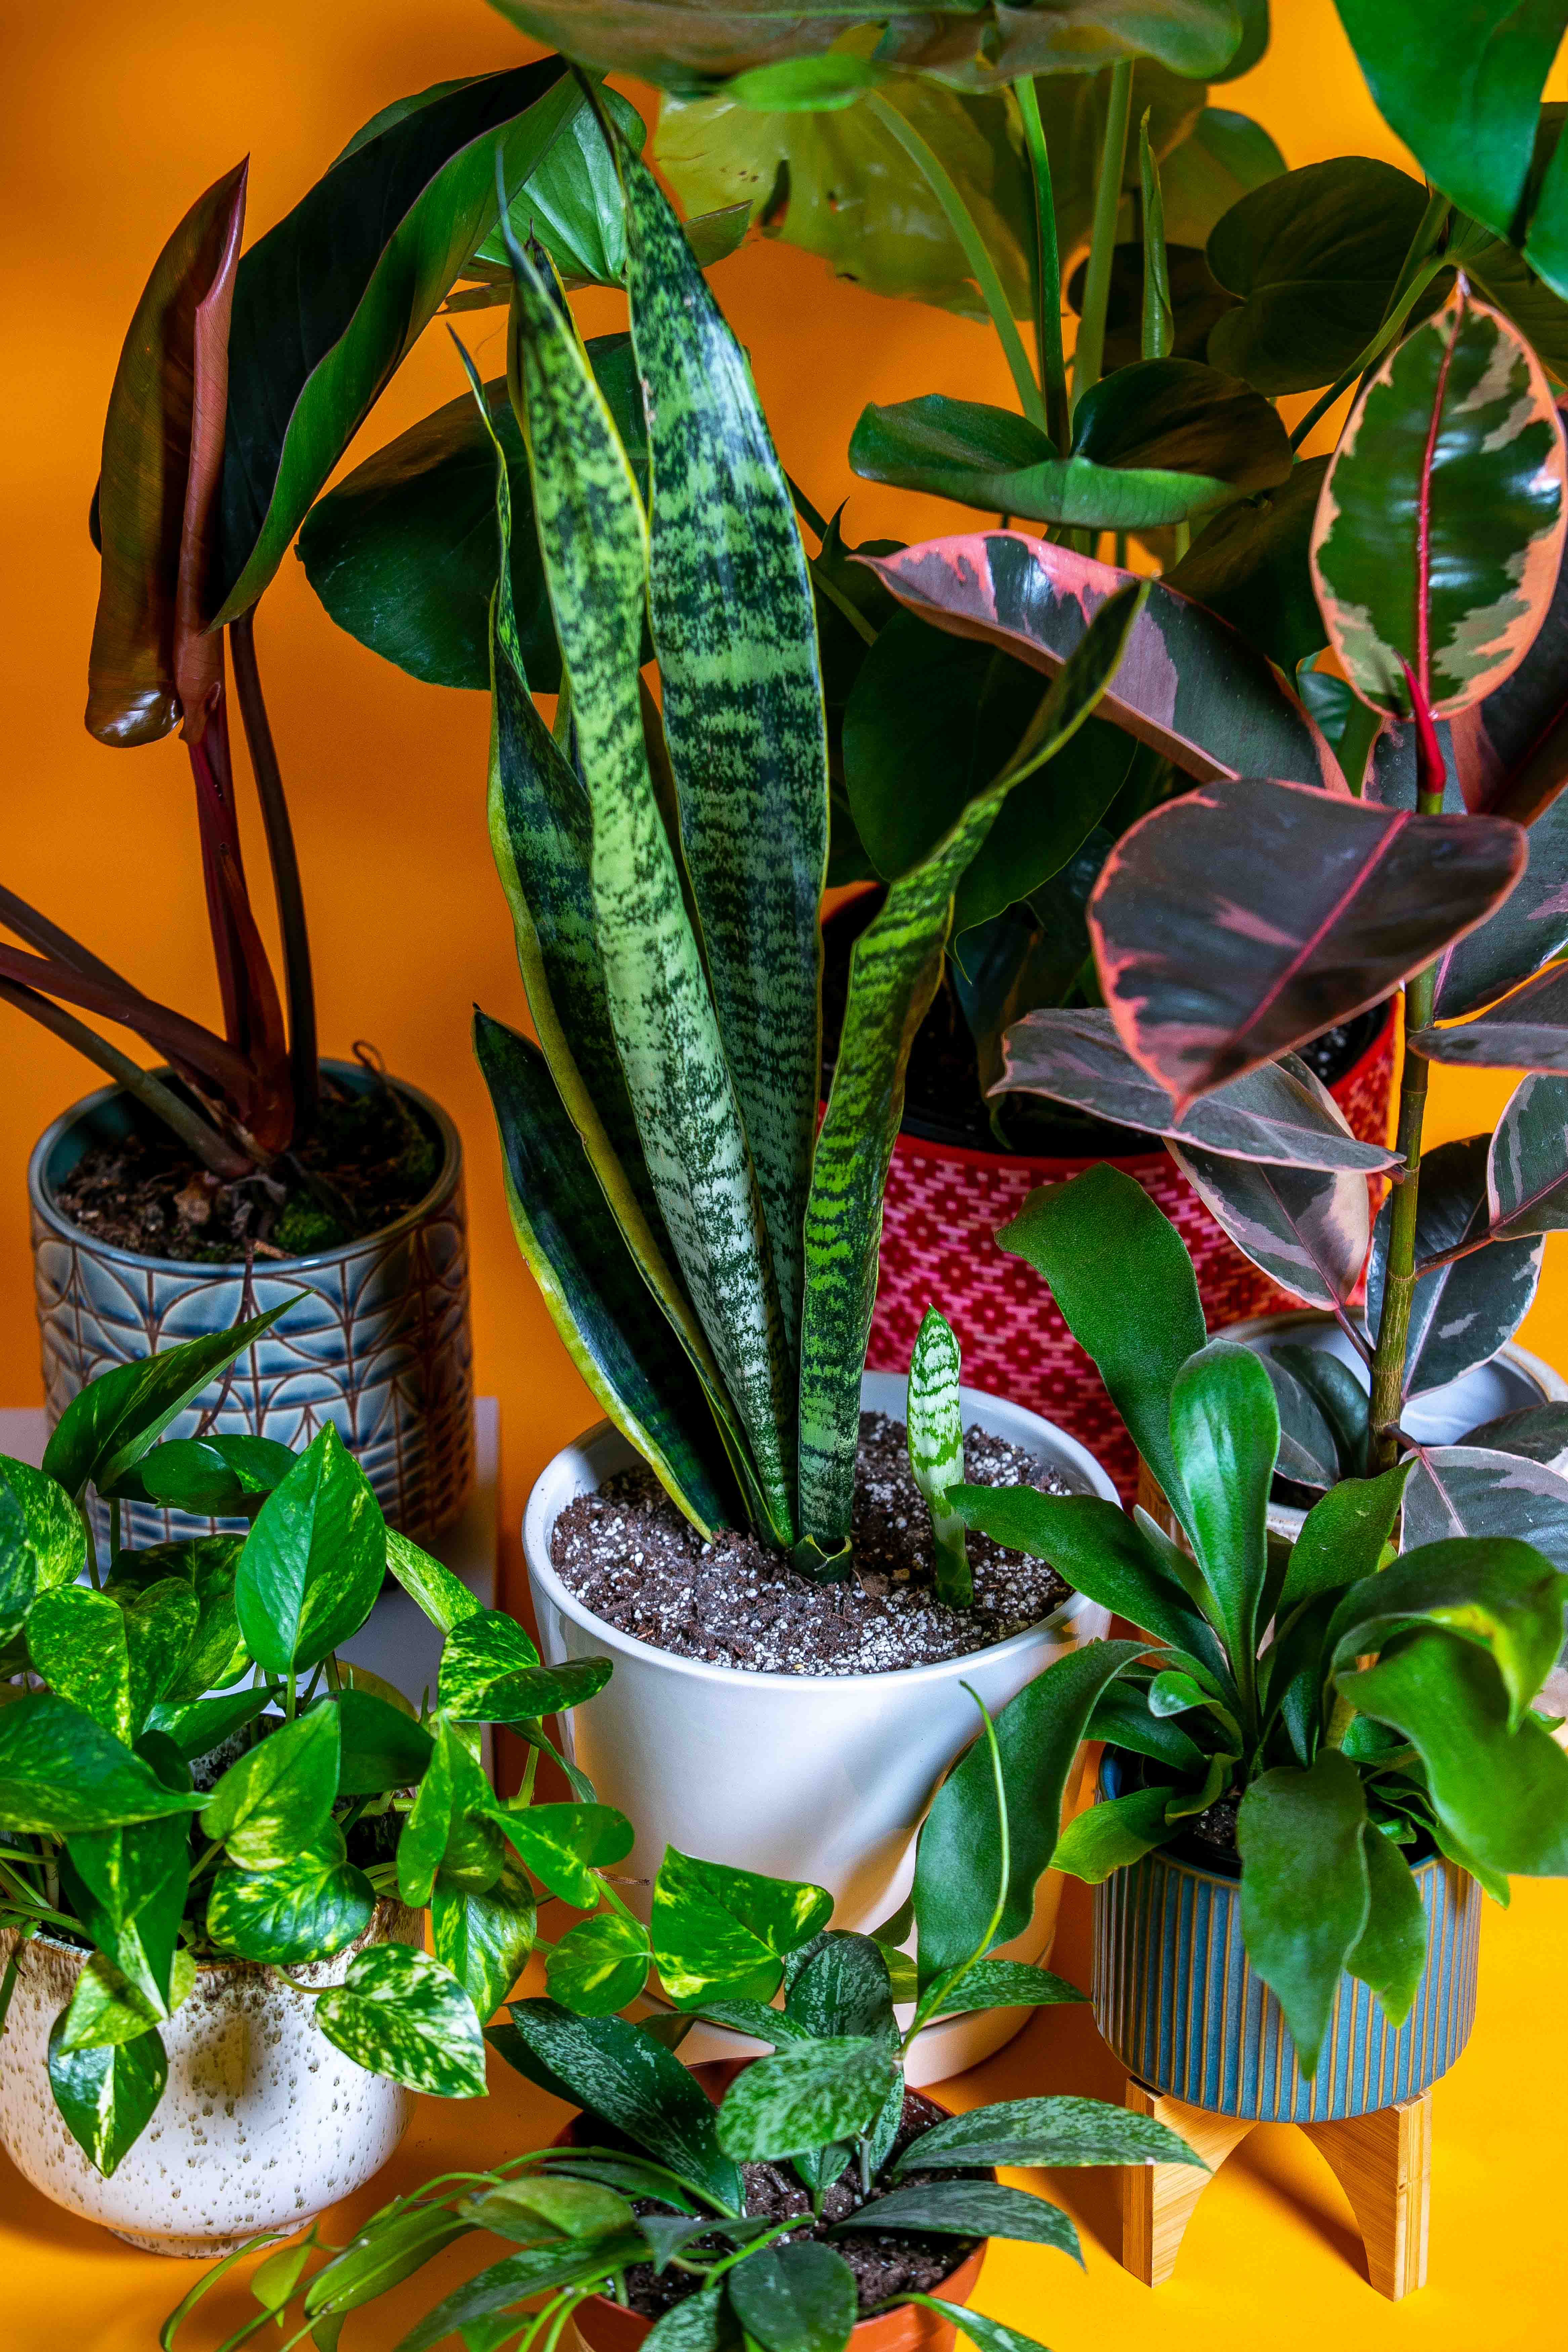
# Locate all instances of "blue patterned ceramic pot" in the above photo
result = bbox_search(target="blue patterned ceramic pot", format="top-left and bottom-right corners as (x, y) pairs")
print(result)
(1092, 1757), (1481, 2122)
(29, 1065), (473, 1549)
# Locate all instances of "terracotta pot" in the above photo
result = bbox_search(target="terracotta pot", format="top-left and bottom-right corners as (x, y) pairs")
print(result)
(29, 1061), (474, 1548)
(564, 2062), (985, 2352)
(865, 1006), (1395, 1502)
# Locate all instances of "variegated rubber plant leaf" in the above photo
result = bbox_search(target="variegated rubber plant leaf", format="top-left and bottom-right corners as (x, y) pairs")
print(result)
(1311, 279), (1568, 718)
(796, 583), (1147, 1565)
(906, 1307), (970, 1607)
(620, 137), (830, 1376)
(506, 224), (796, 1546)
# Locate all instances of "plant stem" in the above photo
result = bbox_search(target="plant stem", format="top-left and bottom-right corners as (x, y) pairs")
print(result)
(80, 1503), (100, 1591)
(0, 1945), (20, 2038)
(865, 92), (1046, 429)
(109, 1498), (121, 1563)
(1071, 59), (1134, 414)
(229, 609), (319, 1132)
(0, 976), (244, 1173)
(1015, 77), (1069, 452)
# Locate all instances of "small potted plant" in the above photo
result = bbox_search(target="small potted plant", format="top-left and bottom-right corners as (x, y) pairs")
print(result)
(162, 1659), (1202, 2348)
(0, 1319), (622, 2254)
(953, 1163), (1568, 2120)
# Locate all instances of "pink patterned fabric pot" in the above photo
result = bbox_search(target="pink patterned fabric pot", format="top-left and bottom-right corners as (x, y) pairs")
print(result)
(866, 1009), (1396, 1502)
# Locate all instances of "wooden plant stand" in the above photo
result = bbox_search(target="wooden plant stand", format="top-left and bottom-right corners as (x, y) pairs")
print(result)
(1122, 2076), (1432, 2299)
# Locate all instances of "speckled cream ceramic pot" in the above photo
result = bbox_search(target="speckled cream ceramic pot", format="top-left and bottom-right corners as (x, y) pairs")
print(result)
(0, 1903), (421, 2256)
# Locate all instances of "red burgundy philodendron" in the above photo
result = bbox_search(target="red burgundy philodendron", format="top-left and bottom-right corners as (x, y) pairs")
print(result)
(872, 278), (1568, 1546)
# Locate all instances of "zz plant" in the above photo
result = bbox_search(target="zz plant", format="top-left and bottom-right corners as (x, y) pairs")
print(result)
(952, 1164), (1568, 2071)
(163, 1654), (1200, 2352)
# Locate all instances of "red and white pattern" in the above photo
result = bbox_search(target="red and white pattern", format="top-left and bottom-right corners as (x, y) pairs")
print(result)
(866, 1016), (1396, 1501)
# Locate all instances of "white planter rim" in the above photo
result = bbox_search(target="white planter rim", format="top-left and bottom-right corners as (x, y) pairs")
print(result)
(524, 1383), (1113, 1694)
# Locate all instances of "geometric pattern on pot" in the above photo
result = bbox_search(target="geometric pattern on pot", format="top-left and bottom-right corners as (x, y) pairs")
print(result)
(1093, 1841), (1480, 2123)
(28, 1070), (474, 1549)
(865, 1003), (1396, 1504)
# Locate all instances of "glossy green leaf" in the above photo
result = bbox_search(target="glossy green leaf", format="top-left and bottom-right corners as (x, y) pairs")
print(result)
(1271, 1346), (1372, 1481)
(1278, 1462), (1410, 1615)
(906, 1306), (970, 1607)
(214, 60), (579, 620)
(898, 2305), (1055, 2352)
(42, 1309), (286, 1501)
(926, 1959), (1085, 2018)
(26, 1578), (197, 1745)
(1237, 1750), (1370, 2072)
(1346, 1823), (1428, 2028)
(60, 1802), (192, 2015)
(47, 2010), (166, 2177)
(1312, 281), (1567, 717)
(146, 1684), (271, 1762)
(1165, 458), (1329, 677)
(652, 1846), (833, 2007)
(893, 2092), (1203, 2171)
(786, 1931), (897, 2045)
(56, 1946), (195, 2050)
(315, 1941), (488, 2097)
(1169, 1337), (1277, 1672)
(996, 1163), (1204, 1514)
(634, 2284), (730, 2352)
(199, 1706), (339, 1868)
(134, 1536), (248, 1706)
(331, 1687), (434, 1795)
(433, 1858), (538, 2020)
(206, 1839), (374, 1964)
(1327, 1537), (1567, 1730)
(398, 1717), (504, 1906)
(715, 2035), (898, 2160)
(0, 1693), (202, 1835)
(1367, 1137), (1542, 1398)
(475, 85), (648, 286)
(1067, 239), (1239, 377)
(0, 1457), (83, 1597)
(838, 2177), (1080, 2256)
(385, 1528), (484, 1633)
(1051, 1783), (1181, 1883)
(506, 1801), (634, 1909)
(469, 2172), (636, 2245)
(729, 2241), (859, 2352)
(302, 2211), (513, 2348)
(544, 1910), (649, 2016)
(134, 1432), (295, 1517)
(234, 1424), (385, 1677)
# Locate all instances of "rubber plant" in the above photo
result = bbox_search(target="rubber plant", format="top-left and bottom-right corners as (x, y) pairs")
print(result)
(469, 109), (1147, 1576)
(161, 1650), (1202, 2352)
(872, 277), (1568, 1586)
(952, 1164), (1568, 2072)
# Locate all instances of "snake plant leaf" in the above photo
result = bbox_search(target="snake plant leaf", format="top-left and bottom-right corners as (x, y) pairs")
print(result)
(1164, 458), (1328, 678)
(1415, 960), (1568, 1069)
(1236, 1751), (1370, 2074)
(861, 532), (1343, 790)
(1403, 1446), (1568, 1581)
(474, 1014), (739, 1538)
(508, 231), (796, 1545)
(1312, 282), (1568, 718)
(1366, 1137), (1543, 1398)
(906, 1307), (970, 1607)
(994, 1011), (1394, 1171)
(1088, 775), (1527, 1109)
(622, 143), (830, 1373)
(1490, 1075), (1568, 1238)
(297, 339), (646, 691)
(849, 364), (1289, 530)
(42, 1306), (288, 1502)
(1169, 1137), (1371, 1312)
(213, 59), (578, 622)
(1206, 158), (1435, 394)
(87, 158), (247, 747)
(797, 583), (1145, 1553)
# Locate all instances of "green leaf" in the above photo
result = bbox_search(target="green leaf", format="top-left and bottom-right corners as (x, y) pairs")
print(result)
(469, 2171), (636, 2242)
(545, 1910), (649, 2016)
(47, 2010), (166, 2177)
(477, 86), (648, 287)
(926, 1960), (1086, 2019)
(623, 142), (830, 1383)
(398, 1718), (505, 1906)
(145, 1536), (250, 1705)
(652, 1846), (833, 2006)
(786, 1931), (897, 2045)
(638, 2284), (731, 2352)
(0, 1692), (202, 1834)
(60, 1804), (192, 2014)
(893, 2092), (1204, 2172)
(499, 1999), (745, 2212)
(294, 2206), (475, 2339)
(798, 582), (1146, 1549)
(56, 1947), (196, 2050)
(0, 1456), (83, 1597)
(1312, 280), (1567, 716)
(1206, 158), (1434, 393)
(1157, 99), (1284, 242)
(995, 1163), (1205, 1516)
(1167, 458), (1330, 676)
(26, 1577), (198, 1744)
(838, 2178), (1080, 2257)
(715, 2036), (899, 2161)
(235, 1424), (386, 1677)
(913, 1641), (1150, 1988)
(1342, 1626), (1568, 1874)
(433, 1858), (538, 2020)
(507, 1802), (634, 1909)
(906, 1306), (971, 1607)
(206, 1839), (375, 1965)
(728, 2241), (859, 2352)
(146, 1684), (271, 1762)
(384, 1528), (484, 1633)
(1278, 1462), (1411, 1614)
(1346, 1824), (1428, 2029)
(214, 61), (580, 620)
(1236, 1750), (1370, 2074)
(1050, 1784), (1181, 1885)
(42, 1309), (287, 1500)
(331, 1687), (434, 1795)
(1460, 1403), (1568, 1467)
(1366, 1138), (1542, 1398)
(134, 1432), (296, 1517)
(1169, 1338), (1278, 1678)
(1326, 1536), (1568, 1730)
(437, 1610), (611, 1725)
(199, 1706), (339, 1868)
(315, 1942), (487, 2097)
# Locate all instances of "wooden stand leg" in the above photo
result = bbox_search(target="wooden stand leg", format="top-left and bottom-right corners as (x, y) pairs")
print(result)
(1123, 2078), (1255, 2285)
(1302, 2091), (1432, 2300)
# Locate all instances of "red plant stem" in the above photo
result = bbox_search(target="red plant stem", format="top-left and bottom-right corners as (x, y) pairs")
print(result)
(229, 608), (318, 1130)
(188, 682), (251, 1052)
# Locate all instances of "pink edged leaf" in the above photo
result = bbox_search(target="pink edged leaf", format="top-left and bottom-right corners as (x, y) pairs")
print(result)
(1310, 279), (1568, 720)
(1167, 1139), (1371, 1312)
(1487, 1074), (1568, 1239)
(1411, 961), (1568, 1070)
(1402, 1446), (1568, 1578)
(1447, 522), (1568, 823)
(1367, 1138), (1541, 1399)
(993, 1007), (1396, 1171)
(857, 531), (1345, 792)
(86, 159), (249, 748)
(1087, 776), (1527, 1109)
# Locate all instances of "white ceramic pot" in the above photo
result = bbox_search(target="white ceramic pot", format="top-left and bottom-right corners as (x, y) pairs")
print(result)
(0, 1903), (422, 2256)
(524, 1373), (1114, 2085)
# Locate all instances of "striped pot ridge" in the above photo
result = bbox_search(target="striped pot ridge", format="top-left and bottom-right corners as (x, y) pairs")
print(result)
(1094, 1839), (1481, 2122)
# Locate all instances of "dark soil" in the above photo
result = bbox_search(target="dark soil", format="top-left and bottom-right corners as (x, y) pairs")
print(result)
(1185, 1791), (1242, 1865)
(584, 2089), (983, 2320)
(550, 1410), (1075, 1674)
(52, 1072), (442, 1263)
(821, 890), (1387, 1157)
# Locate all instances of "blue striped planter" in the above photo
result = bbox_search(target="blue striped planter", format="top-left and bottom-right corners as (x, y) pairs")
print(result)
(1093, 1824), (1481, 2123)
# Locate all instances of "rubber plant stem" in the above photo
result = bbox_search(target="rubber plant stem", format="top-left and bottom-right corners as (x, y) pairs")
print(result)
(865, 92), (1046, 429)
(1015, 76), (1069, 451)
(1071, 59), (1134, 413)
(229, 608), (319, 1130)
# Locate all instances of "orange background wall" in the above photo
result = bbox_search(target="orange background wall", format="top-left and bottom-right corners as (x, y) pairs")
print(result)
(2, 0), (1563, 1609)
